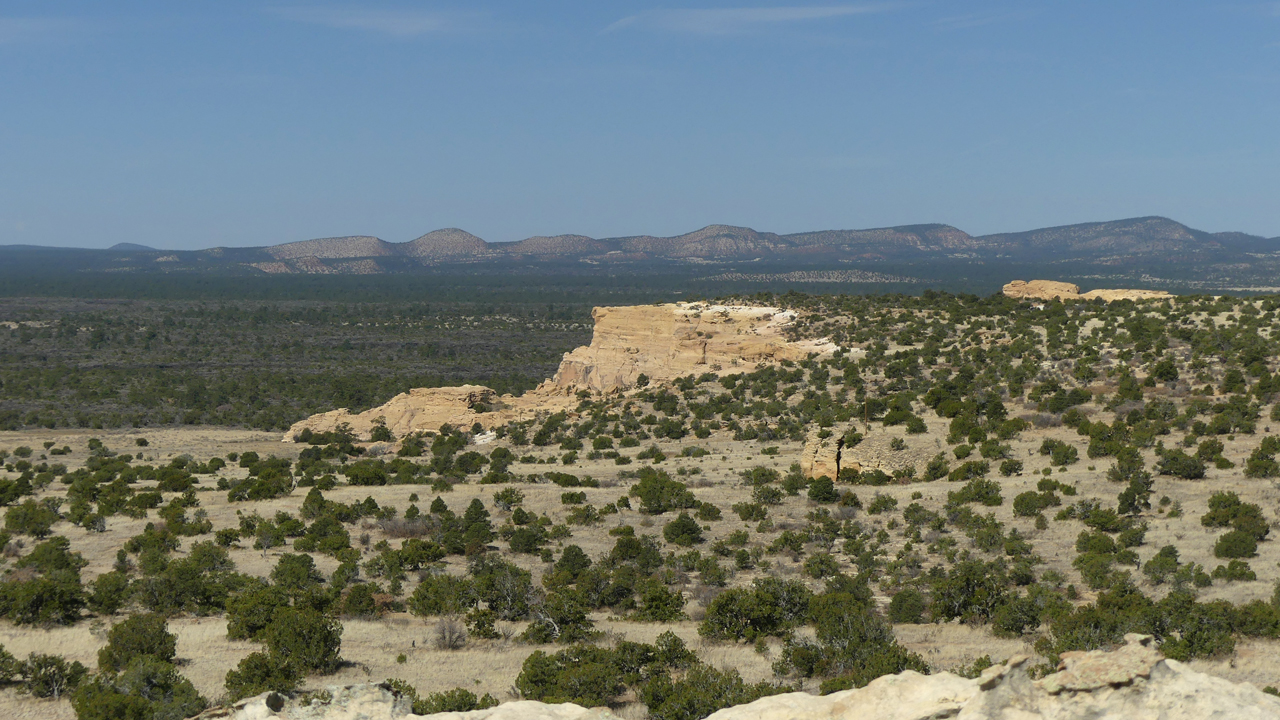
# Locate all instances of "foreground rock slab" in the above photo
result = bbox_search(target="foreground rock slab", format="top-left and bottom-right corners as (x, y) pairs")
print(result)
(203, 636), (1280, 720)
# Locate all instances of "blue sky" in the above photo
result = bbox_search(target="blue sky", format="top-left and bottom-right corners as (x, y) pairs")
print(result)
(2, 1), (1278, 249)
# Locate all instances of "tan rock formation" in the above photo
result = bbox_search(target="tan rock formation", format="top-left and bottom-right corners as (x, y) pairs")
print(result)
(800, 423), (939, 480)
(1003, 279), (1173, 303)
(284, 385), (523, 442)
(1002, 279), (1084, 300)
(1078, 287), (1177, 302)
(549, 303), (835, 394)
(285, 302), (836, 442)
(210, 636), (1280, 719)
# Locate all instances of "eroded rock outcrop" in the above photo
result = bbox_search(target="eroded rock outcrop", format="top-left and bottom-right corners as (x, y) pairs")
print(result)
(800, 424), (938, 481)
(549, 303), (835, 393)
(285, 385), (513, 443)
(284, 302), (836, 442)
(208, 636), (1280, 720)
(1003, 279), (1173, 302)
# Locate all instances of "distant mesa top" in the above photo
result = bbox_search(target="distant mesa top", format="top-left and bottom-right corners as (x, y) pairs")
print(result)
(1002, 279), (1173, 302)
(3, 216), (1278, 278)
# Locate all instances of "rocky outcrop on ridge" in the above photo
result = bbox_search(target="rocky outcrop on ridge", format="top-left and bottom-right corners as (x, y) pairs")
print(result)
(284, 385), (514, 443)
(284, 302), (836, 442)
(205, 635), (1280, 719)
(1003, 279), (1174, 302)
(800, 424), (938, 481)
(549, 303), (835, 393)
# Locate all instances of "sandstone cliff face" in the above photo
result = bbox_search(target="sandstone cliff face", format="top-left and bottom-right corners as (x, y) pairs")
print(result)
(206, 635), (1280, 720)
(1003, 279), (1173, 302)
(800, 423), (938, 481)
(550, 303), (835, 394)
(284, 302), (835, 442)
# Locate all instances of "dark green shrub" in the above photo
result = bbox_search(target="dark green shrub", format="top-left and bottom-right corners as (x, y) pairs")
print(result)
(641, 663), (789, 720)
(21, 652), (87, 699)
(632, 582), (687, 622)
(947, 478), (1002, 507)
(630, 468), (698, 514)
(97, 613), (177, 672)
(1214, 530), (1258, 559)
(998, 459), (1023, 477)
(263, 607), (343, 674)
(226, 583), (290, 640)
(774, 582), (928, 690)
(807, 476), (838, 503)
(5, 498), (60, 537)
(1156, 449), (1205, 479)
(866, 494), (898, 515)
(342, 583), (378, 618)
(694, 502), (721, 521)
(516, 645), (625, 707)
(923, 453), (949, 481)
(887, 588), (926, 623)
(699, 578), (812, 641)
(88, 571), (131, 616)
(72, 656), (207, 720)
(947, 460), (989, 483)
(417, 687), (499, 714)
(1012, 490), (1058, 517)
(224, 651), (301, 701)
(271, 553), (323, 592)
(1143, 545), (1179, 585)
(1211, 560), (1256, 582)
(928, 560), (1009, 624)
(803, 553), (840, 579)
(662, 513), (704, 547)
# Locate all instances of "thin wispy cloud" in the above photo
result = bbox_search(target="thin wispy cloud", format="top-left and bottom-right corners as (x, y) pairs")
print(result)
(269, 6), (474, 37)
(604, 5), (899, 35)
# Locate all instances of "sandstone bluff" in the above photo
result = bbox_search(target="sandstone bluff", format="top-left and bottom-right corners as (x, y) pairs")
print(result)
(199, 636), (1280, 720)
(1002, 280), (1173, 303)
(285, 303), (837, 442)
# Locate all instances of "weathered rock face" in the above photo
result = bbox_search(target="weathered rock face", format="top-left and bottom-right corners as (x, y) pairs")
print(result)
(800, 424), (938, 481)
(210, 636), (1280, 719)
(550, 303), (835, 394)
(1003, 279), (1174, 303)
(284, 385), (516, 442)
(284, 302), (836, 442)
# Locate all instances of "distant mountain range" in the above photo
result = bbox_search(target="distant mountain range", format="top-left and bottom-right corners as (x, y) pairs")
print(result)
(2, 217), (1278, 283)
